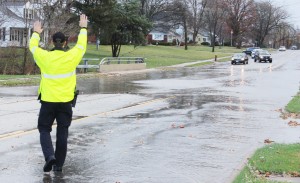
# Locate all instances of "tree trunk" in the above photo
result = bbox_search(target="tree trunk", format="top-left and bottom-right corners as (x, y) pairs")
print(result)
(111, 33), (122, 57)
(184, 19), (188, 50)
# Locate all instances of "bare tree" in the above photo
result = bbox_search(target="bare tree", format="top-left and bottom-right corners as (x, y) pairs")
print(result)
(223, 0), (256, 48)
(204, 0), (226, 52)
(0, 5), (6, 28)
(252, 0), (288, 47)
(36, 0), (78, 49)
(186, 0), (207, 43)
(140, 0), (170, 21)
(168, 0), (190, 50)
(266, 22), (297, 48)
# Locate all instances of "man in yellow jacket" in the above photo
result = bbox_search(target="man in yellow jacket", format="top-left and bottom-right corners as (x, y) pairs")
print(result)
(29, 14), (88, 172)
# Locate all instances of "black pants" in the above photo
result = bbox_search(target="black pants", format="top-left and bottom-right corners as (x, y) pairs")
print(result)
(38, 101), (72, 167)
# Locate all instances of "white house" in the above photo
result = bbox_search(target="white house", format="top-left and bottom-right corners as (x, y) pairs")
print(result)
(0, 0), (47, 47)
(197, 31), (212, 45)
(147, 29), (181, 45)
(176, 26), (212, 45)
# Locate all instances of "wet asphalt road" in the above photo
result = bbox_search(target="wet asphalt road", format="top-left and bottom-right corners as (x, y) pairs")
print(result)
(0, 50), (300, 183)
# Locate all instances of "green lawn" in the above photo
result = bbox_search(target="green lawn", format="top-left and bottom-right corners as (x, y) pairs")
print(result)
(81, 44), (238, 68)
(286, 92), (300, 113)
(233, 144), (300, 183)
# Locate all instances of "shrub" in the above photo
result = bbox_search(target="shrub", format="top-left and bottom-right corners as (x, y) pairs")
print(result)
(223, 42), (231, 46)
(201, 42), (210, 46)
(151, 41), (174, 46)
(0, 47), (38, 74)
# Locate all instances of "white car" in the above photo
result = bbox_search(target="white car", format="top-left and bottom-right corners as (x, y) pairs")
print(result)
(279, 46), (286, 51)
(291, 45), (297, 50)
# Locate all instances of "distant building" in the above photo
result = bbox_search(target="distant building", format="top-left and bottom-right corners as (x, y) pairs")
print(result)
(147, 29), (181, 45)
(0, 0), (49, 47)
(197, 32), (212, 45)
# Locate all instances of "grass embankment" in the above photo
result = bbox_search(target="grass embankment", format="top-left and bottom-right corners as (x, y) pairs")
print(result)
(233, 93), (300, 183)
(286, 92), (300, 113)
(83, 44), (235, 68)
(0, 44), (237, 86)
(0, 75), (40, 86)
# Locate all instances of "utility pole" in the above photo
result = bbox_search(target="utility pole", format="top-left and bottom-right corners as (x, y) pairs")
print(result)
(230, 30), (233, 47)
(22, 2), (30, 75)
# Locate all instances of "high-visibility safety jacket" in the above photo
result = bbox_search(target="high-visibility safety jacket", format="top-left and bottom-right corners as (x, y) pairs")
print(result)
(29, 29), (87, 102)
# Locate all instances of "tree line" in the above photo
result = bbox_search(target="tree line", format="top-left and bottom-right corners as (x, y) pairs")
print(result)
(0, 0), (297, 57)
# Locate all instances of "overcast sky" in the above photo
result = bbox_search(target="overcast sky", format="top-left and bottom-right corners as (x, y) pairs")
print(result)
(270, 0), (300, 28)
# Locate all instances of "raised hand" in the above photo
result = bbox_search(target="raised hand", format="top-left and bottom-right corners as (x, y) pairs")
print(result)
(79, 14), (88, 28)
(33, 21), (43, 34)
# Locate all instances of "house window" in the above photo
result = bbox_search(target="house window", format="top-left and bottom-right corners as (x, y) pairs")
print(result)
(23, 8), (34, 20)
(203, 38), (207, 42)
(153, 33), (164, 41)
(198, 38), (201, 42)
(10, 28), (21, 41)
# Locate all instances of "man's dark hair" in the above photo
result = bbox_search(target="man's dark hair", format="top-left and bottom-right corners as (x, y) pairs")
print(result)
(52, 32), (66, 48)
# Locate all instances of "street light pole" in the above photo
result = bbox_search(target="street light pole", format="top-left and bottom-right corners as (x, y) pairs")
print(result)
(23, 1), (30, 74)
(230, 30), (233, 47)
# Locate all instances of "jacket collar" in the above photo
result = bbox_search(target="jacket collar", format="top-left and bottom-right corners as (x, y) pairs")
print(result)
(50, 47), (65, 51)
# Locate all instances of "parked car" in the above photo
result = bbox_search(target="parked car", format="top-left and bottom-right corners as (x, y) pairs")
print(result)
(243, 47), (260, 55)
(251, 48), (263, 58)
(278, 46), (286, 51)
(231, 53), (249, 65)
(254, 50), (272, 63)
(291, 45), (297, 50)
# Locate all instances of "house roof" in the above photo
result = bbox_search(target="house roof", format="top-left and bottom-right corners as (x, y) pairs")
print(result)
(4, 6), (24, 22)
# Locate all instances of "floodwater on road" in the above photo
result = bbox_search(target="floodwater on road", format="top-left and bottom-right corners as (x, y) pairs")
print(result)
(1, 51), (300, 183)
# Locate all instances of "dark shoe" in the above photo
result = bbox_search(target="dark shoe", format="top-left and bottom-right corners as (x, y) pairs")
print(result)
(53, 165), (62, 172)
(43, 156), (56, 172)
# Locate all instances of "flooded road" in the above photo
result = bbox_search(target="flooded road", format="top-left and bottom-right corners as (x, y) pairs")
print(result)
(0, 50), (300, 183)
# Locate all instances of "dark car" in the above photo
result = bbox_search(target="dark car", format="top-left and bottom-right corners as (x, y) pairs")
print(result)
(231, 53), (249, 65)
(243, 47), (260, 55)
(251, 48), (263, 58)
(254, 50), (272, 63)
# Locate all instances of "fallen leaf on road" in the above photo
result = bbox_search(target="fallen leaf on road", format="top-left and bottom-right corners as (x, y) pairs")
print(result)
(264, 139), (274, 144)
(290, 171), (300, 177)
(288, 121), (300, 126)
(265, 172), (271, 177)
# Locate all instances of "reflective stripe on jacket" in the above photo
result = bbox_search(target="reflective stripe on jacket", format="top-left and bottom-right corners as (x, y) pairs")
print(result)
(29, 29), (87, 102)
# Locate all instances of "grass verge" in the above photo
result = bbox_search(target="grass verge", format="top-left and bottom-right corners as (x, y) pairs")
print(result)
(233, 91), (300, 183)
(233, 144), (300, 183)
(81, 44), (238, 68)
(285, 92), (300, 113)
(0, 75), (40, 86)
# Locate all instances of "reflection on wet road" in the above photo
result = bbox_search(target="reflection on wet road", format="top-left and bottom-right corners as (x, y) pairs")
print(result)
(1, 51), (300, 183)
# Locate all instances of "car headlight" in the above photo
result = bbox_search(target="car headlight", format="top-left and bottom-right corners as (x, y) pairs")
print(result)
(231, 58), (234, 61)
(241, 58), (244, 61)
(260, 56), (263, 59)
